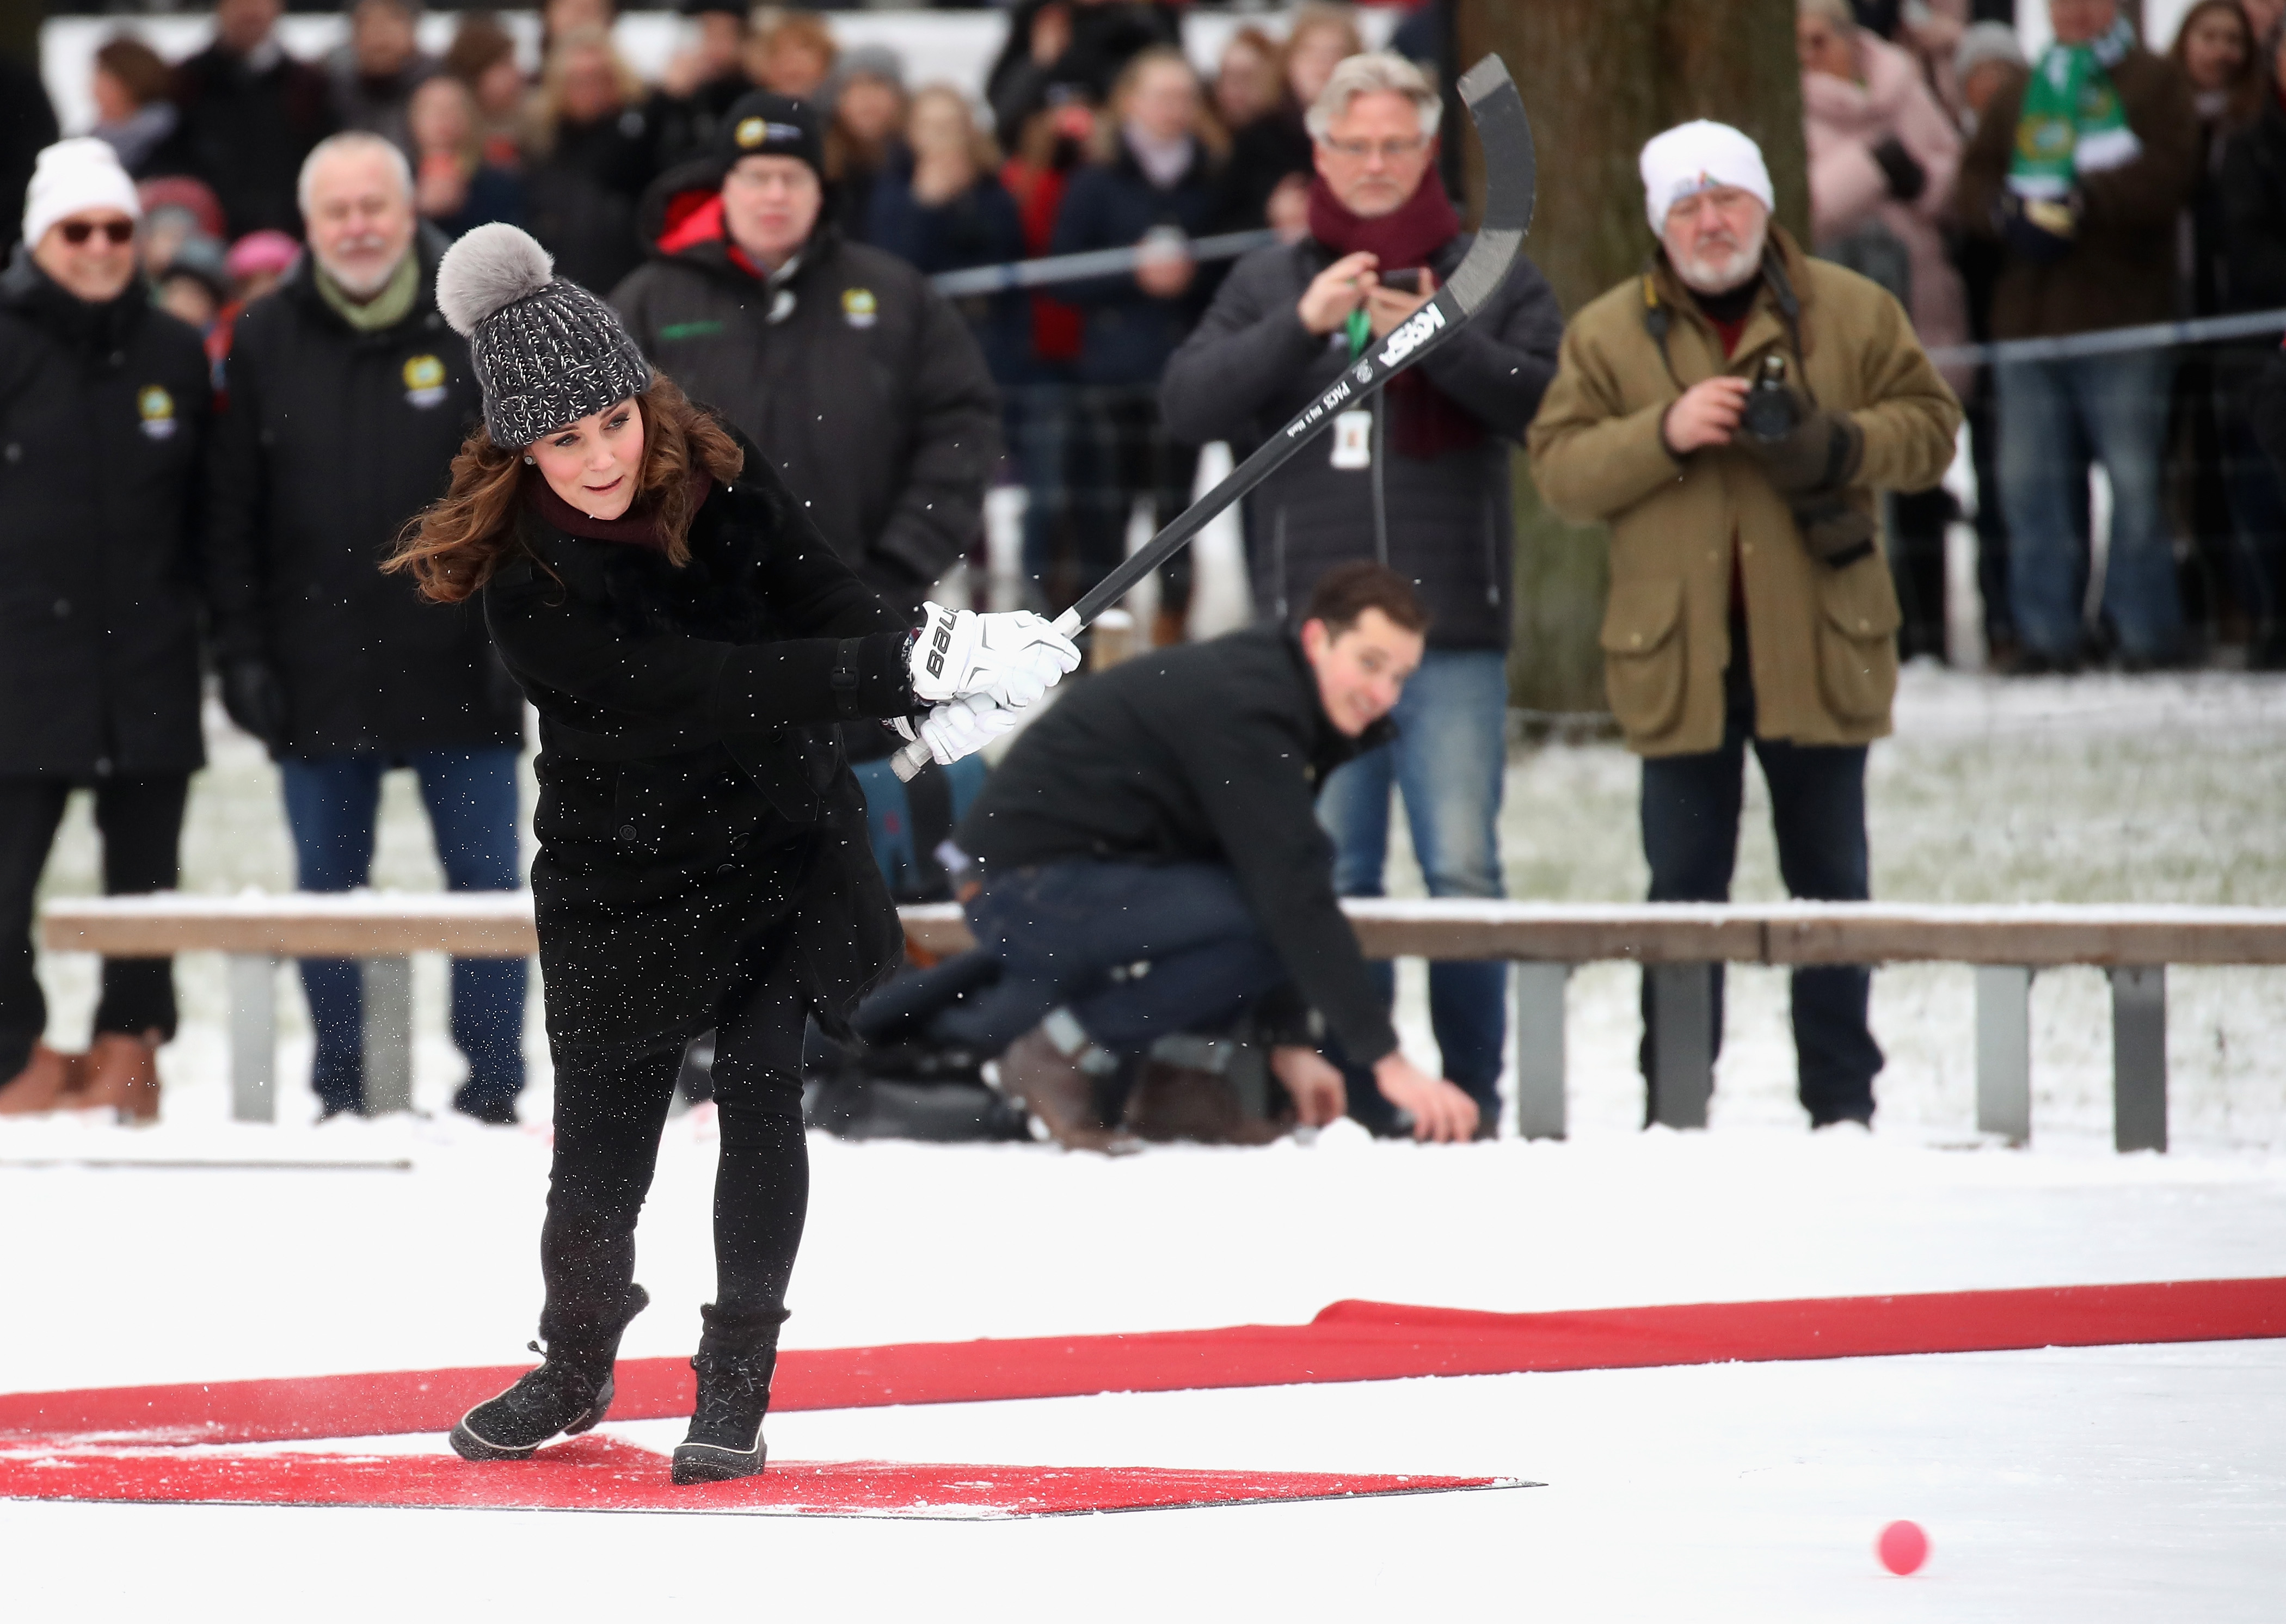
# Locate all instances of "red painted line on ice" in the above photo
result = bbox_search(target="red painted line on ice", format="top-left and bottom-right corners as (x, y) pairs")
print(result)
(3, 1276), (2279, 1449)
(0, 1434), (1517, 1519)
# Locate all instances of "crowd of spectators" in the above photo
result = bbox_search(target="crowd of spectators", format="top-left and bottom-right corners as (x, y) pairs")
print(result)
(11, 0), (2286, 1142)
(28, 0), (1398, 638)
(1812, 0), (2286, 670)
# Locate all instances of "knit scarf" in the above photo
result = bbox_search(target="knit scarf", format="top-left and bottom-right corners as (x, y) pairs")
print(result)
(2008, 13), (2142, 199)
(1306, 174), (1480, 460)
(315, 251), (419, 331)
(525, 467), (710, 552)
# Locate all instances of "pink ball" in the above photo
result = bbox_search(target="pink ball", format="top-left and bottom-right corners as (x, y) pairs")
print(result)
(1877, 1520), (1929, 1576)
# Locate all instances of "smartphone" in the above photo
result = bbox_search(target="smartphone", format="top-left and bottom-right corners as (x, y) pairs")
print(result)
(1379, 267), (1423, 294)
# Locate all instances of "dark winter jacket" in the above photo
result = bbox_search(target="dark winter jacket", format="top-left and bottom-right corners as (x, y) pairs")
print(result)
(206, 230), (521, 758)
(866, 163), (1033, 386)
(1048, 143), (1225, 388)
(1954, 45), (2199, 339)
(1219, 109), (1311, 232)
(424, 164), (526, 240)
(0, 251), (209, 779)
(525, 100), (667, 296)
(153, 41), (339, 239)
(613, 177), (1002, 616)
(955, 624), (1400, 1065)
(2216, 98), (2286, 316)
(985, 0), (1181, 151)
(483, 453), (914, 1050)
(1160, 233), (1564, 650)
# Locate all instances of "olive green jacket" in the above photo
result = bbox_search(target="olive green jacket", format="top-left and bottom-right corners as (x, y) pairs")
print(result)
(1526, 230), (1961, 757)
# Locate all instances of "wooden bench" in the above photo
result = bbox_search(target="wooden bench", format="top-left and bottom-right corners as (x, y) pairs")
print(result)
(44, 894), (2286, 1150)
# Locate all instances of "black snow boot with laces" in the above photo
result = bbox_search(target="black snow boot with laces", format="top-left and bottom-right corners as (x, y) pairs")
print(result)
(669, 1303), (785, 1485)
(450, 1285), (650, 1461)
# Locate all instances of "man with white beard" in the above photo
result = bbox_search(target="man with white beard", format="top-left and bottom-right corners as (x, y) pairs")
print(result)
(1528, 120), (1959, 1132)
(206, 131), (531, 1124)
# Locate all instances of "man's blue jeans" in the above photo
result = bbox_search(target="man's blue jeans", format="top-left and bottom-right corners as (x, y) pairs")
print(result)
(280, 749), (526, 1115)
(1995, 349), (2183, 662)
(931, 859), (1288, 1056)
(1316, 648), (1508, 1126)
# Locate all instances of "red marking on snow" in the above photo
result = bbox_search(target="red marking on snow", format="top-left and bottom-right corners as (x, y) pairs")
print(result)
(0, 1434), (1513, 1519)
(2, 1276), (2279, 1450)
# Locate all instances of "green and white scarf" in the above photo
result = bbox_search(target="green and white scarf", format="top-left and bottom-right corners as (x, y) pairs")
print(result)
(2008, 14), (2142, 200)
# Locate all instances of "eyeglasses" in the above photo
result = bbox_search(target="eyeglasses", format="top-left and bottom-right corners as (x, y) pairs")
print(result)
(1319, 136), (1430, 161)
(59, 219), (136, 247)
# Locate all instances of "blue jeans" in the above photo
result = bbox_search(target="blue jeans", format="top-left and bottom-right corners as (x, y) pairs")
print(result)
(1316, 648), (1508, 1125)
(1638, 654), (1882, 1126)
(280, 749), (526, 1114)
(1995, 350), (2183, 662)
(930, 859), (1288, 1056)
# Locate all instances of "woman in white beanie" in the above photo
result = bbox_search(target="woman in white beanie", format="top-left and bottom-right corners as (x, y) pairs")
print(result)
(392, 223), (1077, 1484)
(0, 139), (210, 1123)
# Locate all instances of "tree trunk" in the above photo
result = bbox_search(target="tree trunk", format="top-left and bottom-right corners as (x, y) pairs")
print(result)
(1454, 0), (1809, 717)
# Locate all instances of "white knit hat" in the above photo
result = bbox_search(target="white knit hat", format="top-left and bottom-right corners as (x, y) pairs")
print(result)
(1638, 120), (1774, 237)
(21, 138), (143, 250)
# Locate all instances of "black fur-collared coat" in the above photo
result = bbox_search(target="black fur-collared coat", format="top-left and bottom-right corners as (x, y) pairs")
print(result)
(483, 452), (915, 1054)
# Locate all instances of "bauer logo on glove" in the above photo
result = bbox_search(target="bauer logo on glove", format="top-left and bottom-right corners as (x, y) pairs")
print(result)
(907, 601), (1083, 711)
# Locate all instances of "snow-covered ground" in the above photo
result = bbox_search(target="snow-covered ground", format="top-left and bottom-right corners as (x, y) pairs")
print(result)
(8, 669), (2286, 1617)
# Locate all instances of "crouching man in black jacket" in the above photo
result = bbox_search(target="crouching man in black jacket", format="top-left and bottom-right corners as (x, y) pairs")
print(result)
(941, 563), (1480, 1146)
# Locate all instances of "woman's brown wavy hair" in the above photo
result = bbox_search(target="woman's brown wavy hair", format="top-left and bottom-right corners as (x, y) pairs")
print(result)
(386, 374), (745, 604)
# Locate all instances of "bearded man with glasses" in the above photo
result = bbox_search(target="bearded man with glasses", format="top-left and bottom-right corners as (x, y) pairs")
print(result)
(1160, 51), (1560, 1135)
(0, 141), (212, 1120)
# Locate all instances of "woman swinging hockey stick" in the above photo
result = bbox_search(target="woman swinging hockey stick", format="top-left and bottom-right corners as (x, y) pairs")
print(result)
(389, 223), (1077, 1482)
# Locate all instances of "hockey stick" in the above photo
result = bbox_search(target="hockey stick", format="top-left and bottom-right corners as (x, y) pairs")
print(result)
(893, 54), (1535, 782)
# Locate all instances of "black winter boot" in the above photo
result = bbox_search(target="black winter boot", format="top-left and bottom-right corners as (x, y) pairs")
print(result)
(449, 1285), (650, 1461)
(669, 1303), (785, 1485)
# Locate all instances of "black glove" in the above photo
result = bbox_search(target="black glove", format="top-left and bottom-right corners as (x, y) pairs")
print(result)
(1870, 136), (1927, 204)
(220, 657), (289, 752)
(1999, 192), (2077, 267)
(1736, 402), (1876, 568)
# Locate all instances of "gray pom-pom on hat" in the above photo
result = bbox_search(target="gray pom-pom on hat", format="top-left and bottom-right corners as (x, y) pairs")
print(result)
(435, 222), (652, 448)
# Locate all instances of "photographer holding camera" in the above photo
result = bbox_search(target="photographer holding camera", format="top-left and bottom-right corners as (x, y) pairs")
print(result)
(1527, 121), (1960, 1131)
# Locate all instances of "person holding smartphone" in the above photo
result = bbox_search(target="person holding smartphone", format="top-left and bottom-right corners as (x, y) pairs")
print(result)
(1160, 52), (1562, 1135)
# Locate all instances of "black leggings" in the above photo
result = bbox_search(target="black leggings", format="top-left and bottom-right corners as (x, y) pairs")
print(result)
(0, 774), (189, 1079)
(539, 957), (809, 1350)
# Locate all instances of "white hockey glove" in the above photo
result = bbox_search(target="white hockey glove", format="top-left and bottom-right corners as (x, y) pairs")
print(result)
(907, 602), (1081, 710)
(891, 696), (1018, 766)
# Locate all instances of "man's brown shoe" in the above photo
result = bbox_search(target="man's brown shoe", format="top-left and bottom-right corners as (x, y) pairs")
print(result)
(0, 1043), (80, 1115)
(998, 1025), (1136, 1154)
(77, 1032), (162, 1124)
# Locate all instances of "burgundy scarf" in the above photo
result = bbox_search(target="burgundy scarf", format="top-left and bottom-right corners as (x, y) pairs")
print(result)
(1307, 174), (1482, 460)
(525, 467), (711, 552)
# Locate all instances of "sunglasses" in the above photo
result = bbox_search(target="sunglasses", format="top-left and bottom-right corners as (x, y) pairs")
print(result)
(59, 219), (136, 246)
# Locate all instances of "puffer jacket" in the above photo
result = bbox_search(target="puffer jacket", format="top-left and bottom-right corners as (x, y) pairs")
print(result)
(0, 250), (210, 778)
(1160, 229), (1563, 651)
(1526, 230), (1961, 756)
(1803, 31), (1969, 389)
(612, 169), (1002, 616)
(205, 230), (523, 757)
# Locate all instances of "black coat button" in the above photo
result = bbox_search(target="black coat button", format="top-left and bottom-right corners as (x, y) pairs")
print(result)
(717, 863), (736, 876)
(53, 599), (69, 618)
(618, 823), (637, 840)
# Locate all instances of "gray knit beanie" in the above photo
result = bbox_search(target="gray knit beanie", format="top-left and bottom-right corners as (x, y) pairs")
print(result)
(434, 223), (652, 448)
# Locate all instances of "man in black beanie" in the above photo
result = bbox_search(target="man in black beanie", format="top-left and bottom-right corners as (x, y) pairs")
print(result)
(612, 90), (1000, 615)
